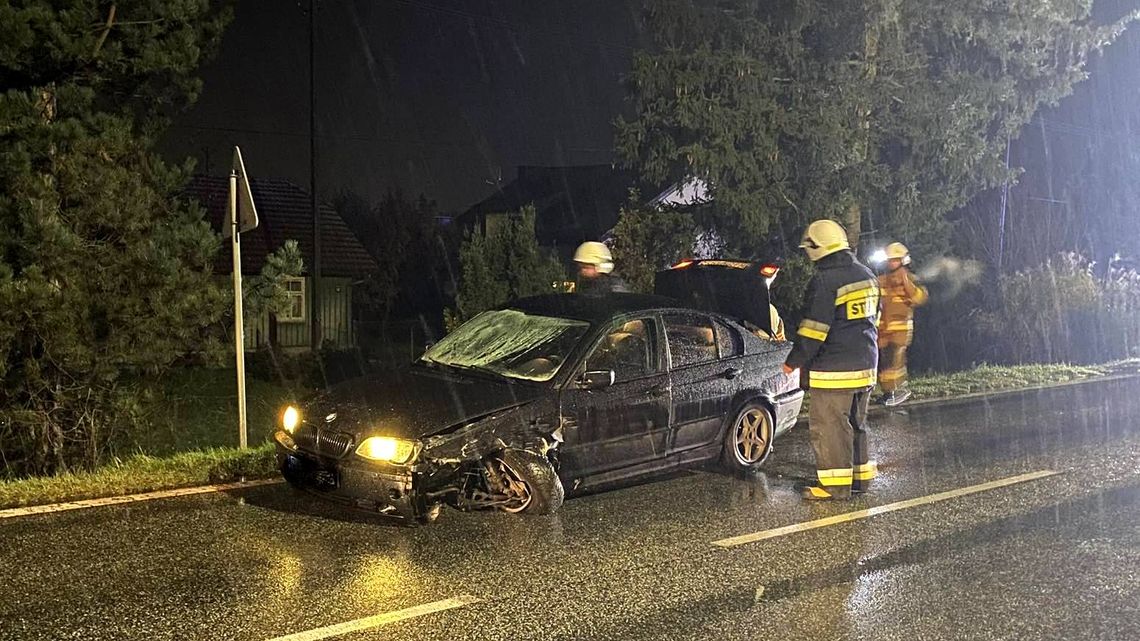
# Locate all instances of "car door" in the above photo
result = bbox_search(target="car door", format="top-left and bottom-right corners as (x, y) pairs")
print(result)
(663, 312), (744, 454)
(557, 315), (671, 480)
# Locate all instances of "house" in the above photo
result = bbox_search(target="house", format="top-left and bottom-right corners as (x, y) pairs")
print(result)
(186, 176), (379, 351)
(458, 165), (641, 263)
(458, 166), (717, 262)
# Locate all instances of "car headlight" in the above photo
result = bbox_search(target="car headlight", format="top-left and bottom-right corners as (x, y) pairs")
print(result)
(355, 436), (416, 464)
(282, 406), (301, 434)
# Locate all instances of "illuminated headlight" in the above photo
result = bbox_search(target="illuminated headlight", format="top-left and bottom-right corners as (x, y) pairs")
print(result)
(355, 436), (416, 464)
(282, 406), (301, 434)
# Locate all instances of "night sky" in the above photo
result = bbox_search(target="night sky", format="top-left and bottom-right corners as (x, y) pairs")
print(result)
(159, 0), (643, 214)
(160, 0), (1140, 237)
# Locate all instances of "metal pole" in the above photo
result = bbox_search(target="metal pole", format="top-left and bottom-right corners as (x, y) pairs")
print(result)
(309, 0), (322, 351)
(230, 170), (248, 450)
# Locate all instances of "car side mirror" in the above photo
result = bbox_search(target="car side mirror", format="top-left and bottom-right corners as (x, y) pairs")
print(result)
(579, 370), (615, 390)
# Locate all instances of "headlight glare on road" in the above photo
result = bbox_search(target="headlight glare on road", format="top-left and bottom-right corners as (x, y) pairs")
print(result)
(356, 436), (415, 464)
(282, 406), (301, 434)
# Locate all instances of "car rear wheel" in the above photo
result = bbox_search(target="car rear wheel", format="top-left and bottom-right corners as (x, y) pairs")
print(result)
(721, 401), (775, 472)
(488, 449), (564, 515)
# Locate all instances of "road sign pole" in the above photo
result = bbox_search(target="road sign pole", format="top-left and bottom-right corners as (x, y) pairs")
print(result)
(230, 170), (249, 450)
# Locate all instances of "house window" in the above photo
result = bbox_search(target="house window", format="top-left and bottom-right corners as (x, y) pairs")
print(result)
(279, 277), (306, 322)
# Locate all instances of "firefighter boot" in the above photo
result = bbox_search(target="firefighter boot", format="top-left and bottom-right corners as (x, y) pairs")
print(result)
(884, 385), (912, 407)
(800, 485), (852, 501)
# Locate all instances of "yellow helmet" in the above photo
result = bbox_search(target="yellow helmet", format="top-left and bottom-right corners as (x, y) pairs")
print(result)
(886, 242), (911, 265)
(573, 241), (614, 274)
(799, 220), (851, 262)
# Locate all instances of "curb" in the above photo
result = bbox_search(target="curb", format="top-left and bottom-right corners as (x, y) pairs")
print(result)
(0, 478), (282, 520)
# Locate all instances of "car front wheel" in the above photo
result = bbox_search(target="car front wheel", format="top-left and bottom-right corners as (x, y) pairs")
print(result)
(487, 449), (564, 515)
(721, 401), (775, 473)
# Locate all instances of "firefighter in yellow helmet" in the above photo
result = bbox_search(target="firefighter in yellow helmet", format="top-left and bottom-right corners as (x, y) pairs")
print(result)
(573, 241), (629, 295)
(782, 220), (880, 500)
(876, 242), (928, 406)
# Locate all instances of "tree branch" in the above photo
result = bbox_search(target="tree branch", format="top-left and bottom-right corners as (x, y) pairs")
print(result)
(92, 4), (117, 59)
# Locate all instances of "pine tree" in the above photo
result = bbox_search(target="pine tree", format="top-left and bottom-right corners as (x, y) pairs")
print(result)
(447, 206), (567, 329)
(616, 0), (1137, 263)
(0, 1), (233, 475)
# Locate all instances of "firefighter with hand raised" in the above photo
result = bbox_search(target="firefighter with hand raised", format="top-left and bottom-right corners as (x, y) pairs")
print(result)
(876, 242), (928, 406)
(782, 220), (880, 500)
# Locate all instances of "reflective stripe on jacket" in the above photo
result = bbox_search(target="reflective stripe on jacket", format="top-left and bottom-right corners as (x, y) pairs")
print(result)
(785, 250), (880, 389)
(877, 267), (927, 334)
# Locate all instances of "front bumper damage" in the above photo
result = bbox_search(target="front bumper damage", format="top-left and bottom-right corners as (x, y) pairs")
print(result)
(275, 430), (433, 521)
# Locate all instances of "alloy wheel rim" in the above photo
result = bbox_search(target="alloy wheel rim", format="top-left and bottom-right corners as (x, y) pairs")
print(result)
(734, 408), (770, 465)
(493, 458), (533, 513)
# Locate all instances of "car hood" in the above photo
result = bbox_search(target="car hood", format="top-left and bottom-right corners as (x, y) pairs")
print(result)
(302, 365), (548, 440)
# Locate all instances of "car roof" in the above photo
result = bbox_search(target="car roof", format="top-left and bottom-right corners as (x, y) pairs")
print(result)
(502, 293), (682, 323)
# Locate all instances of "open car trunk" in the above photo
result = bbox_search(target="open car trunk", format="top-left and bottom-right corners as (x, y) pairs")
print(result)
(654, 260), (775, 336)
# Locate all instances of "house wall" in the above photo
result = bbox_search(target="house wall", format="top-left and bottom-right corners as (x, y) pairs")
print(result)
(244, 276), (356, 351)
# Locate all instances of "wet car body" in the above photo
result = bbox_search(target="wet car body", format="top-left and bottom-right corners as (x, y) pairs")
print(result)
(276, 265), (803, 521)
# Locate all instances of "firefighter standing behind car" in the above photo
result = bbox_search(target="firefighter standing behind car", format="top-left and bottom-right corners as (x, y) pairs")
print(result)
(876, 242), (928, 407)
(574, 241), (629, 295)
(782, 220), (880, 500)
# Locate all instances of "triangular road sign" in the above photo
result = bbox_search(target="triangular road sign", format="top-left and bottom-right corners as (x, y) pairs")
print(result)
(224, 146), (259, 238)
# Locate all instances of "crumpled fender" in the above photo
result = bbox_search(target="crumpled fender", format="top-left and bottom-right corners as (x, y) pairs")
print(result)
(420, 398), (560, 463)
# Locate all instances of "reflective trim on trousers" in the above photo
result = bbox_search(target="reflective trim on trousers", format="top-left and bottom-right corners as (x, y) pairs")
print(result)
(854, 461), (878, 481)
(817, 467), (854, 486)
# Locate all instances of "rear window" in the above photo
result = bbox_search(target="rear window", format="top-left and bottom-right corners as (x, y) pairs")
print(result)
(663, 314), (718, 368)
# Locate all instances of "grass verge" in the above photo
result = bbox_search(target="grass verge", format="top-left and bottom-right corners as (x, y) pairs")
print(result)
(796, 359), (1140, 415)
(906, 362), (1114, 401)
(0, 444), (277, 510)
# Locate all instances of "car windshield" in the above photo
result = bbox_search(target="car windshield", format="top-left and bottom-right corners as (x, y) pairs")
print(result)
(421, 309), (590, 382)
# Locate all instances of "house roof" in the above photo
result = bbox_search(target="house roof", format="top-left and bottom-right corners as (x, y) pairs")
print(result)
(459, 165), (639, 250)
(185, 176), (378, 278)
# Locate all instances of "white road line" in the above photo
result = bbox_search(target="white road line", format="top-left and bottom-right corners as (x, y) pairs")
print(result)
(712, 469), (1060, 548)
(266, 595), (483, 641)
(0, 479), (283, 520)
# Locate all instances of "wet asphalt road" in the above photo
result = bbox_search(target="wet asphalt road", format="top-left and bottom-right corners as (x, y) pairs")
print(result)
(3, 378), (1140, 641)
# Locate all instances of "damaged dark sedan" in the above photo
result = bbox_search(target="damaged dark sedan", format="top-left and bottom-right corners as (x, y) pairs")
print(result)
(275, 260), (804, 522)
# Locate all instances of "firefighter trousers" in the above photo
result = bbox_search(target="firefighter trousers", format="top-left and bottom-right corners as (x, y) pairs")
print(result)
(878, 330), (912, 393)
(807, 387), (876, 489)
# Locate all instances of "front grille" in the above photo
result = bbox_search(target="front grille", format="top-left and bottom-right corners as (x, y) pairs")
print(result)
(294, 427), (355, 459)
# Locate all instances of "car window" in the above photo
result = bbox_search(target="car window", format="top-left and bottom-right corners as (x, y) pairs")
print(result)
(584, 318), (657, 382)
(715, 320), (744, 358)
(663, 313), (718, 368)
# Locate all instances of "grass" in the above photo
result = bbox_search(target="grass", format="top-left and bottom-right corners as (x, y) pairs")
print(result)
(4, 358), (1138, 510)
(0, 444), (276, 509)
(796, 358), (1140, 416)
(907, 362), (1109, 401)
(129, 367), (307, 454)
(0, 366), (308, 511)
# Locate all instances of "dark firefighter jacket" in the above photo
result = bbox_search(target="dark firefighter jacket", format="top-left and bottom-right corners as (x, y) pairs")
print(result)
(877, 267), (928, 334)
(576, 274), (630, 296)
(785, 250), (880, 389)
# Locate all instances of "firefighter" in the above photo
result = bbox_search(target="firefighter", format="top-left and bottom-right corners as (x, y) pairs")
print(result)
(573, 241), (629, 295)
(783, 220), (880, 500)
(876, 242), (928, 406)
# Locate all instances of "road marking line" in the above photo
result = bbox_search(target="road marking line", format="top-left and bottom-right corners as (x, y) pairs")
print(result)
(0, 479), (283, 520)
(267, 595), (483, 641)
(712, 469), (1060, 548)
